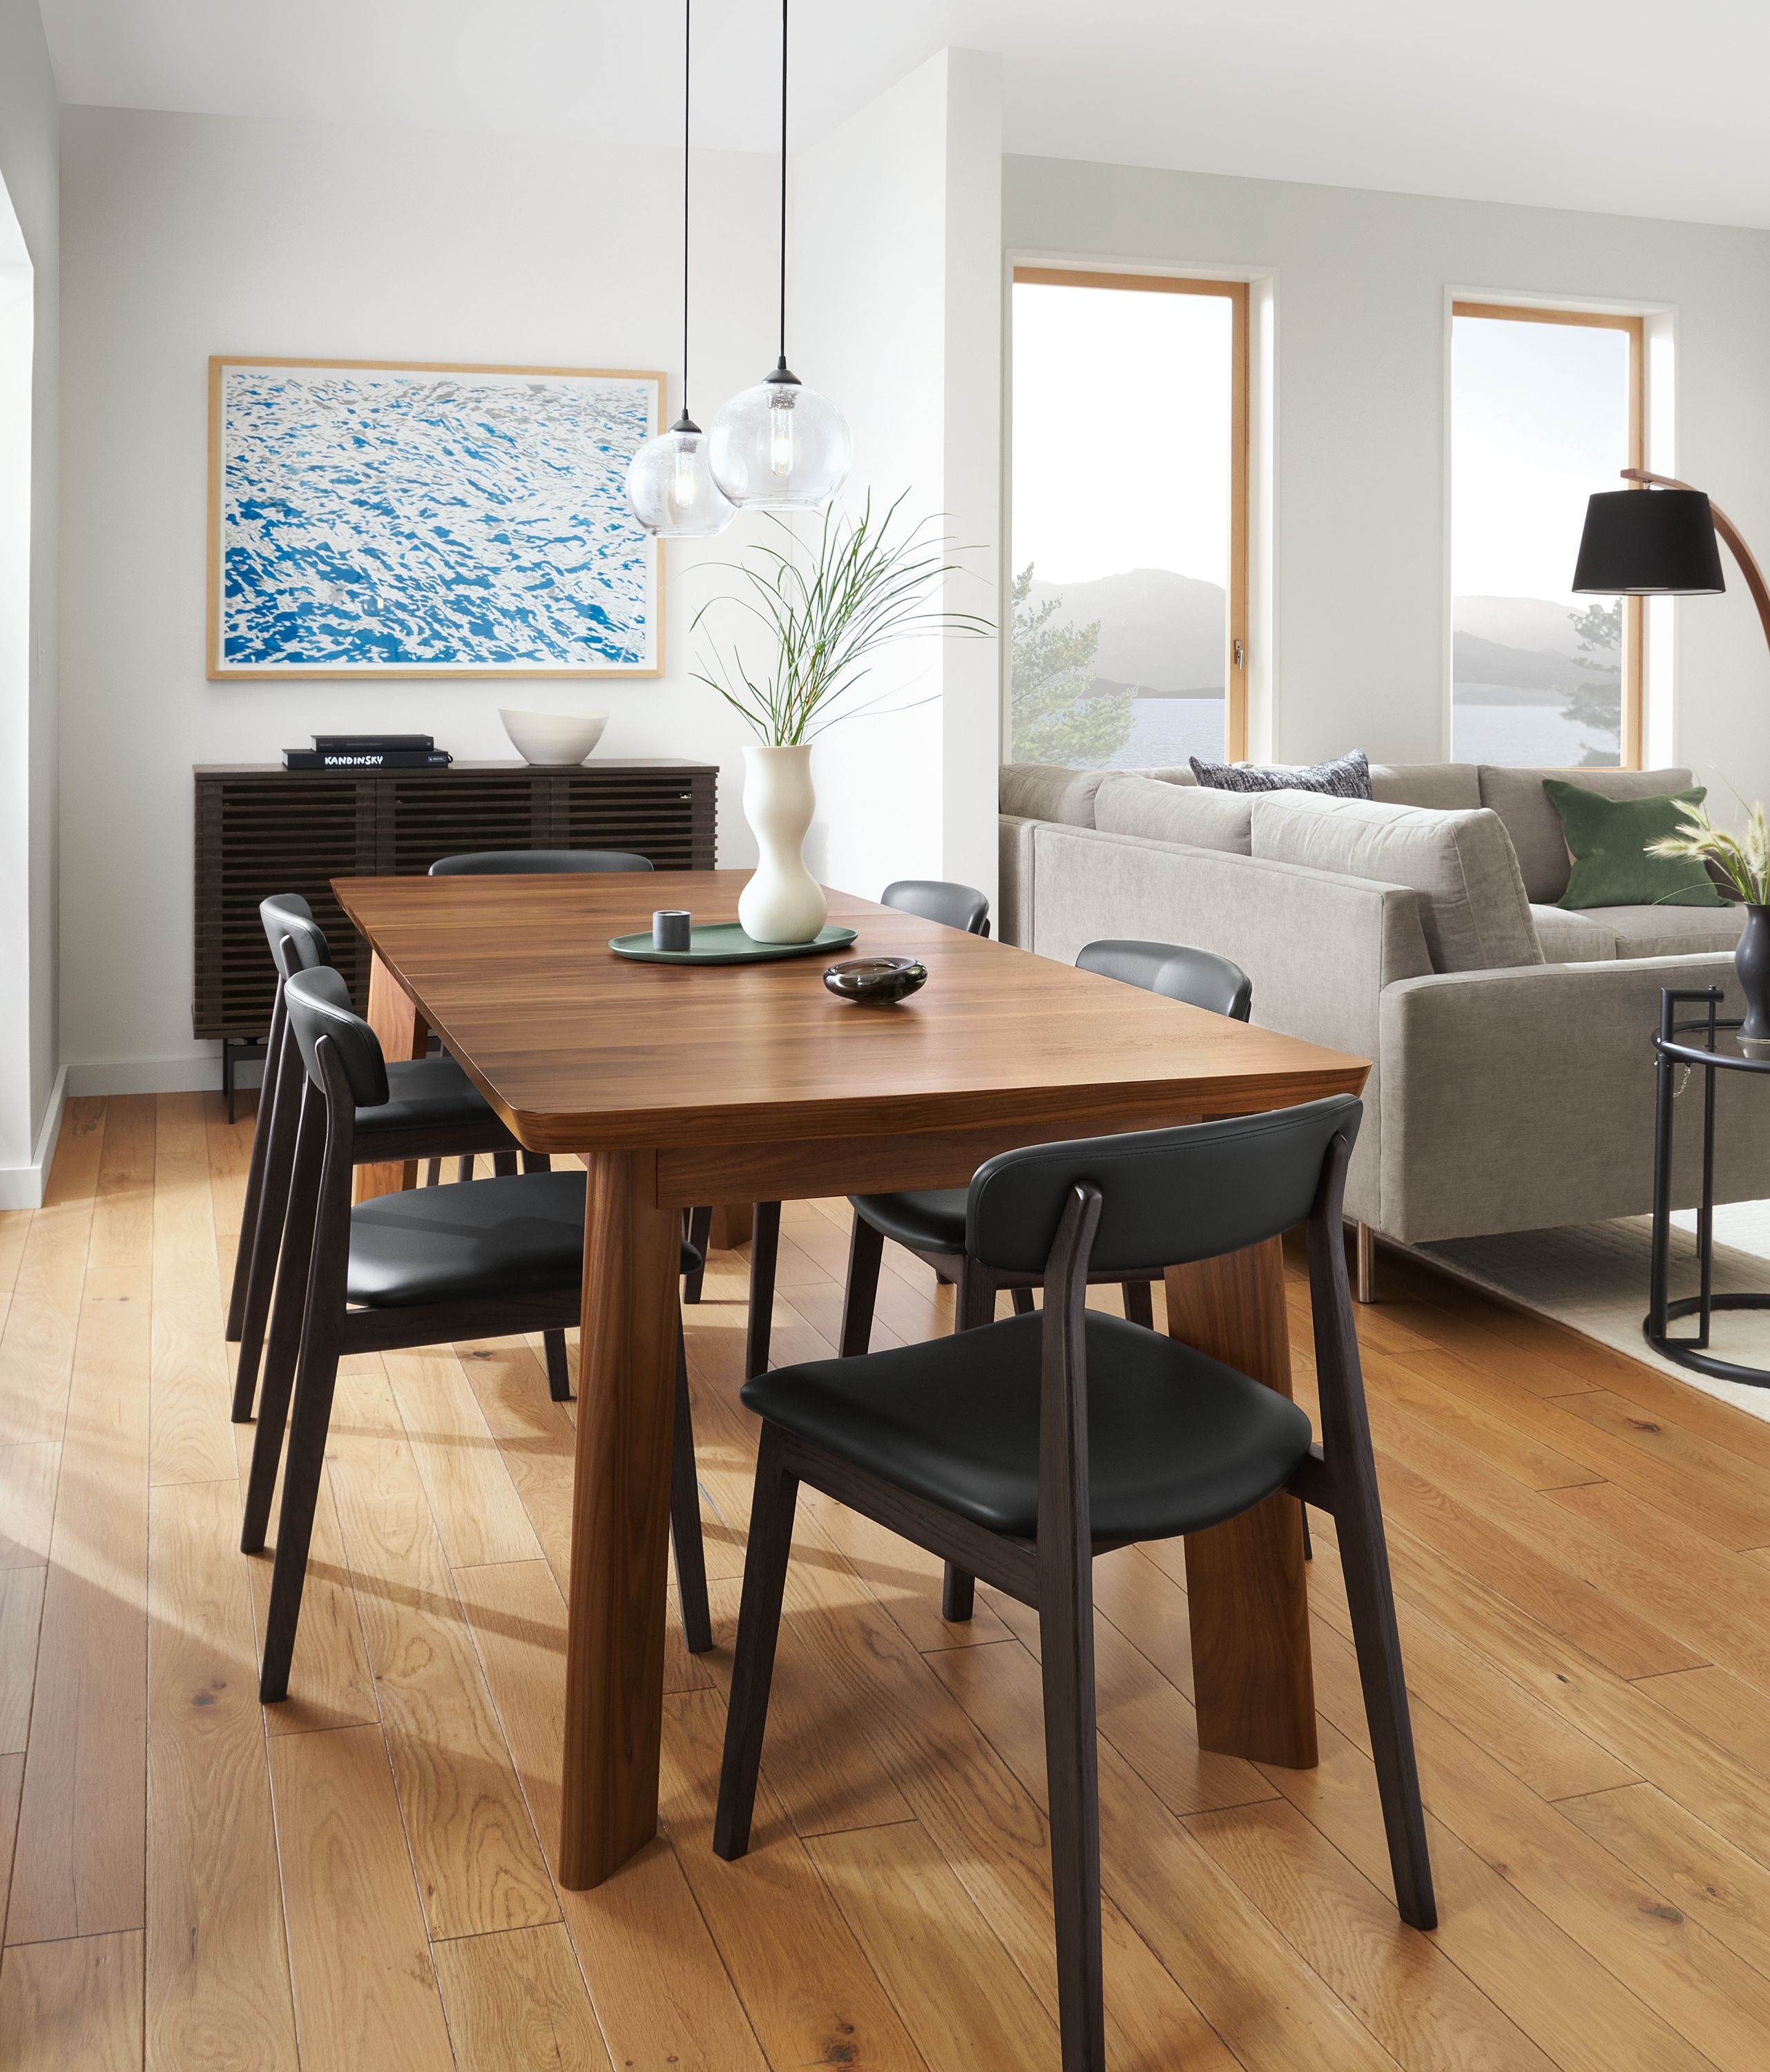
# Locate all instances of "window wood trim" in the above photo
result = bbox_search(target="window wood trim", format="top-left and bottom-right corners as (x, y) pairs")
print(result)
(1450, 300), (1646, 769)
(1012, 268), (1251, 760)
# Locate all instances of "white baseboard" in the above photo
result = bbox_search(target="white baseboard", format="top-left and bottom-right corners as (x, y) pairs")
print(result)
(0, 1063), (69, 1210)
(64, 1053), (262, 1098)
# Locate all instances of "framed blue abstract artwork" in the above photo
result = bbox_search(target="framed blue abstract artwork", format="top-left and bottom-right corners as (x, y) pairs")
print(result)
(207, 356), (664, 679)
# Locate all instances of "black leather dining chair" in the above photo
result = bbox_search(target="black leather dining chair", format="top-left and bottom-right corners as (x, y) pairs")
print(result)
(837, 937), (1253, 1352)
(833, 936), (1253, 1621)
(248, 965), (712, 1701)
(427, 848), (655, 875)
(744, 877), (993, 1379)
(224, 894), (568, 1418)
(425, 848), (717, 1297)
(713, 1095), (1434, 2072)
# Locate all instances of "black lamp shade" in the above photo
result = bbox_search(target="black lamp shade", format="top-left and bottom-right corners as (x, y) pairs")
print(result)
(1572, 488), (1725, 595)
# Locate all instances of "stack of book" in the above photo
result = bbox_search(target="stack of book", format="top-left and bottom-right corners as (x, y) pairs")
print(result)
(282, 734), (453, 770)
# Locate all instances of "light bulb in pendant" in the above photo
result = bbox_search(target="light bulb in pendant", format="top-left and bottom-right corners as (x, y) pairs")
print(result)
(625, 413), (736, 538)
(768, 386), (796, 477)
(709, 361), (849, 510)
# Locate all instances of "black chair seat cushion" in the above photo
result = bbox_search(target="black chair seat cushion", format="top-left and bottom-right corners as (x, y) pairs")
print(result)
(358, 1055), (513, 1143)
(849, 1187), (966, 1254)
(347, 1171), (702, 1309)
(742, 1310), (1313, 1542)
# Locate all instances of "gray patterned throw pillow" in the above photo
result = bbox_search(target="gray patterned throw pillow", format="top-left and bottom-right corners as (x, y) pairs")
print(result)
(1189, 749), (1372, 798)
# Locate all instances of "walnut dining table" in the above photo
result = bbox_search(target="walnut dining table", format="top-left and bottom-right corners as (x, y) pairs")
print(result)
(331, 867), (1369, 1890)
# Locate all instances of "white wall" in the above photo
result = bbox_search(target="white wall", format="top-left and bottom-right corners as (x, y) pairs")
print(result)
(0, 0), (61, 1205)
(1006, 156), (1770, 796)
(59, 105), (781, 1091)
(789, 49), (1002, 903)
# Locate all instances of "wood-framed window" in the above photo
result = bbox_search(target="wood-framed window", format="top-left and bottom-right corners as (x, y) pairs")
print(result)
(1008, 267), (1251, 767)
(1450, 300), (1646, 769)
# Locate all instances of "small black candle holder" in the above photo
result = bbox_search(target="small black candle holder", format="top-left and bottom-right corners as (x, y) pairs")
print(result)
(653, 909), (692, 953)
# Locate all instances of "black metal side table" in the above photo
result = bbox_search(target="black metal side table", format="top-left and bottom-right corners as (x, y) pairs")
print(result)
(1648, 985), (1770, 1385)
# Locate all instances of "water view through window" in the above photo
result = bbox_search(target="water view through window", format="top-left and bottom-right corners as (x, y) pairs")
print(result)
(1010, 276), (1239, 768)
(1451, 309), (1637, 767)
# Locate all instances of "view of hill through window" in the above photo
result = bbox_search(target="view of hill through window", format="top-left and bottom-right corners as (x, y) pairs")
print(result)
(1010, 278), (1233, 767)
(1452, 311), (1634, 767)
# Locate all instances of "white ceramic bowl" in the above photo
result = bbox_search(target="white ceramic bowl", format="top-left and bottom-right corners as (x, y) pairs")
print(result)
(499, 709), (608, 765)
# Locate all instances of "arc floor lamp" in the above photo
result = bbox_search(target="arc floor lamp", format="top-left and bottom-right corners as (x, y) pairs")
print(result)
(1575, 468), (1770, 653)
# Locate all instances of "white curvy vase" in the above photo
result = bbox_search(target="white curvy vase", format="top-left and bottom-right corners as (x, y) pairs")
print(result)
(738, 743), (827, 944)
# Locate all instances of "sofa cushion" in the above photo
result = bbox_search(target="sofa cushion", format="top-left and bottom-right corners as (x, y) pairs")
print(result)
(1192, 748), (1372, 797)
(1369, 763), (1483, 810)
(1529, 905), (1618, 962)
(1094, 774), (1255, 854)
(1544, 780), (1724, 909)
(1477, 765), (1695, 903)
(998, 763), (1194, 827)
(1601, 903), (1744, 959)
(1250, 792), (1541, 975)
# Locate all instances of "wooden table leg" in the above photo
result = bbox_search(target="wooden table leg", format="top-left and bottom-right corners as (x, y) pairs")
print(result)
(559, 1148), (681, 1888)
(707, 1203), (753, 1249)
(1166, 1236), (1318, 1768)
(356, 951), (429, 1202)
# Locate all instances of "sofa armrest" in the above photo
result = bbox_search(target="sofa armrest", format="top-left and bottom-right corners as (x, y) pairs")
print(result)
(997, 816), (1037, 946)
(1378, 951), (1765, 1243)
(1027, 822), (1436, 1226)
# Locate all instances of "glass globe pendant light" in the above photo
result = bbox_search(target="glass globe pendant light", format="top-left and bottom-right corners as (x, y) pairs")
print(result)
(708, 0), (850, 509)
(626, 0), (735, 538)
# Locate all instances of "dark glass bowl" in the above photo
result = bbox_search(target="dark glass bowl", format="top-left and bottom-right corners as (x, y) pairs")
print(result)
(823, 956), (928, 1006)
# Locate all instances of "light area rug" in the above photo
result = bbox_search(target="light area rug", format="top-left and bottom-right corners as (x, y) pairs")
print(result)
(1414, 1203), (1770, 1423)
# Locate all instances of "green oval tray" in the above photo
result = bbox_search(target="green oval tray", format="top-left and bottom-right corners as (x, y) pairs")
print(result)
(608, 922), (858, 966)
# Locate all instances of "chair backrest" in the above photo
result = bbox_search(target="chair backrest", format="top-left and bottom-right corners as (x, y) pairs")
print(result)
(283, 966), (390, 1109)
(881, 879), (990, 936)
(1076, 939), (1251, 1022)
(260, 893), (332, 980)
(427, 849), (655, 875)
(965, 1095), (1362, 1275)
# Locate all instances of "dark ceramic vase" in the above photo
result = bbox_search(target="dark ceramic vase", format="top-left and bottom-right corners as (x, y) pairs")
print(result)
(1736, 905), (1770, 1051)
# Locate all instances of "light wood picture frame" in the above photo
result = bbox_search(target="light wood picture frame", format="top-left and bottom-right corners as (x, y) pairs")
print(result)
(208, 356), (666, 680)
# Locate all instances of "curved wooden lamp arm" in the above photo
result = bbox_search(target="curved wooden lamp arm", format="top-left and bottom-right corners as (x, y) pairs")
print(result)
(1622, 466), (1770, 652)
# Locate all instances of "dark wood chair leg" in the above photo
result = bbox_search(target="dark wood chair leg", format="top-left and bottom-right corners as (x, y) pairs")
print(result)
(227, 990), (286, 1341)
(1039, 1571), (1106, 2072)
(543, 1330), (572, 1403)
(1301, 1505), (1313, 1561)
(941, 1567), (976, 1622)
(1336, 1493), (1435, 1928)
(231, 1039), (305, 1421)
(491, 1151), (518, 1178)
(682, 1205), (713, 1303)
(1037, 1187), (1108, 2072)
(258, 1317), (344, 1703)
(1305, 1138), (1434, 1930)
(521, 1151), (551, 1173)
(456, 1155), (474, 1182)
(747, 1200), (782, 1379)
(1122, 1278), (1154, 1328)
(672, 1325), (712, 1654)
(714, 1424), (800, 1859)
(240, 1097), (325, 1546)
(939, 1264), (998, 1622)
(839, 1211), (885, 1359)
(1011, 1286), (1036, 1316)
(423, 1158), (442, 1187)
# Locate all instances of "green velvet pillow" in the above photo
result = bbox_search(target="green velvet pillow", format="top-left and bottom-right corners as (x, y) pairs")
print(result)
(1544, 781), (1725, 909)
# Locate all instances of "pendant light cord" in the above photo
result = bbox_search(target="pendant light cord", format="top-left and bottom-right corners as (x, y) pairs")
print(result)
(777, 0), (788, 366)
(680, 0), (693, 417)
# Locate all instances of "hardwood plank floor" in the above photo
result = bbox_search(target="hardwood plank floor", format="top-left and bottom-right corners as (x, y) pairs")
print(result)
(9, 1094), (1770, 2068)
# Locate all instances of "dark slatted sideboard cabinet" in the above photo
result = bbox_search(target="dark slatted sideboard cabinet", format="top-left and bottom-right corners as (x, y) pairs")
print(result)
(194, 759), (720, 1109)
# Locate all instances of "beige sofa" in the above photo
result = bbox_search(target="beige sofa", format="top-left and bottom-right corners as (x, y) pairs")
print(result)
(999, 759), (1769, 1253)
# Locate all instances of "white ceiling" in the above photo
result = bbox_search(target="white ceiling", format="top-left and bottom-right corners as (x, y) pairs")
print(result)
(37, 0), (1770, 230)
